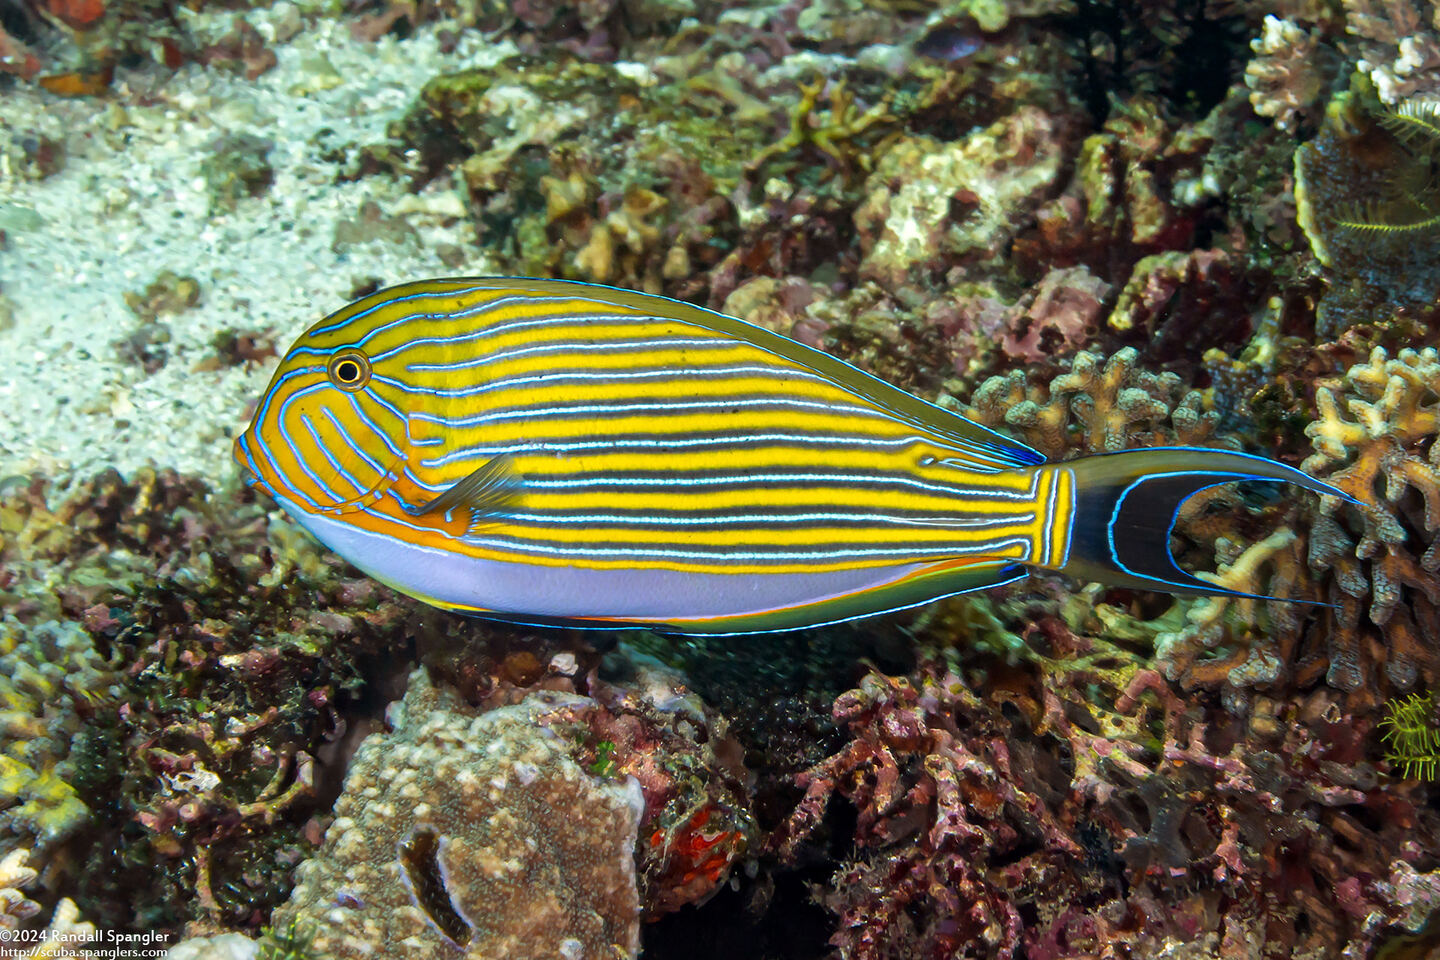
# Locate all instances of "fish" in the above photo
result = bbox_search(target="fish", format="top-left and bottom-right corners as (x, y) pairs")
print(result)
(234, 277), (1350, 635)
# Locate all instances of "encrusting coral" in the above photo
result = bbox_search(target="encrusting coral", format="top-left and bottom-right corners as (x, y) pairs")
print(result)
(275, 656), (753, 959)
(274, 670), (646, 960)
(0, 618), (119, 857)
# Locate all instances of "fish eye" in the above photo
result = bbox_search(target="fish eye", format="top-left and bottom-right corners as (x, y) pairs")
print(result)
(328, 350), (371, 392)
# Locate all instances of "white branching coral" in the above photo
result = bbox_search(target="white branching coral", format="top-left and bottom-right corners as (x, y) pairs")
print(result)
(0, 848), (96, 958)
(1245, 15), (1326, 130)
(0, 848), (40, 929)
(1346, 0), (1440, 104)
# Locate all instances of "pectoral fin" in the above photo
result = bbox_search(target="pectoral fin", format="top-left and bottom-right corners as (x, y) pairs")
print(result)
(416, 455), (521, 517)
(396, 456), (522, 531)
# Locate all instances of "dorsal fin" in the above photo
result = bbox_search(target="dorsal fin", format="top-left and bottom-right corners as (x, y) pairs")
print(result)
(415, 276), (1047, 471)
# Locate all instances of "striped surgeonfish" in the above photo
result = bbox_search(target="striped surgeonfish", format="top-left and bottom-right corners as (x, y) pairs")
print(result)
(234, 277), (1349, 634)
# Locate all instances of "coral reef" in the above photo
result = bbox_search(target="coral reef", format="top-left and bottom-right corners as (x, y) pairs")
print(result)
(0, 849), (96, 958)
(0, 469), (413, 934)
(965, 346), (1228, 459)
(1303, 346), (1440, 695)
(1295, 83), (1440, 336)
(10, 0), (1440, 955)
(274, 671), (646, 960)
(853, 108), (1067, 292)
(774, 641), (1440, 959)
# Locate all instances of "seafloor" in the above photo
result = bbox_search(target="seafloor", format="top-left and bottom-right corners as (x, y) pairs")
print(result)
(2, 1), (1440, 958)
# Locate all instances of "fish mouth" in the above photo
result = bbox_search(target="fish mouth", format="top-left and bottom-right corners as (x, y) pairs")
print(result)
(232, 436), (270, 495)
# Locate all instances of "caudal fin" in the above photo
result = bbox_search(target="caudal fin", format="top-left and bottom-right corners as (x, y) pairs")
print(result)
(1045, 447), (1355, 600)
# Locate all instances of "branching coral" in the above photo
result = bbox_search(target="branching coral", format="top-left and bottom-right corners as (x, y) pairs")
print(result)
(0, 849), (96, 958)
(16, 898), (98, 959)
(1344, 0), (1440, 104)
(963, 348), (1343, 698)
(965, 346), (1227, 458)
(0, 848), (41, 929)
(770, 668), (1078, 960)
(776, 632), (1440, 959)
(1302, 346), (1440, 694)
(1152, 527), (1311, 691)
(1245, 15), (1329, 132)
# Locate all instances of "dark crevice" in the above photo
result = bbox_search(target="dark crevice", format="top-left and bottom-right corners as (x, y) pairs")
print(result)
(399, 827), (472, 945)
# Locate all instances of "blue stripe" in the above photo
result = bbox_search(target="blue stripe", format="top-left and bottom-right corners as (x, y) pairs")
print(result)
(497, 510), (1037, 528)
(301, 414), (368, 495)
(405, 395), (891, 429)
(455, 533), (1034, 563)
(422, 433), (1006, 467)
(304, 283), (498, 338)
(397, 335), (737, 370)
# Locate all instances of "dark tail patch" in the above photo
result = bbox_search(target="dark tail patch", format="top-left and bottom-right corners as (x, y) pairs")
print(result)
(1054, 447), (1354, 601)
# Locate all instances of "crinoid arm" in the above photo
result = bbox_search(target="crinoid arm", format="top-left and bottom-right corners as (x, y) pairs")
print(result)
(1334, 98), (1440, 236)
(1379, 98), (1440, 147)
(1333, 200), (1440, 236)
